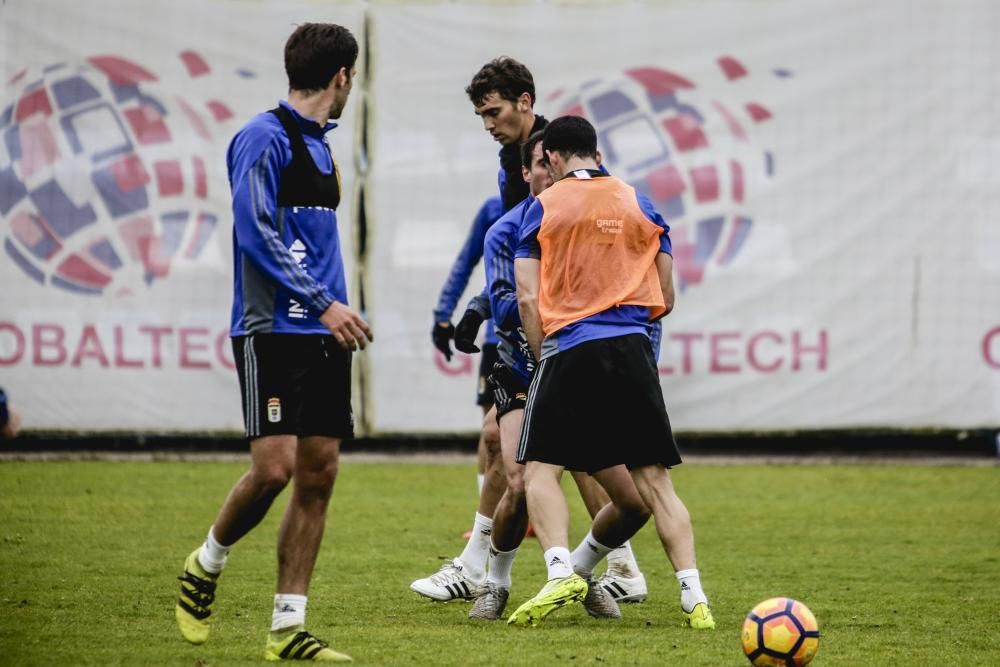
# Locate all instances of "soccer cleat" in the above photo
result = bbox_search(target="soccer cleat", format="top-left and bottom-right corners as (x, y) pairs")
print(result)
(468, 583), (510, 620)
(582, 577), (621, 619)
(175, 548), (218, 644)
(597, 569), (648, 604)
(683, 602), (716, 629)
(265, 626), (352, 662)
(410, 558), (485, 601)
(506, 574), (588, 627)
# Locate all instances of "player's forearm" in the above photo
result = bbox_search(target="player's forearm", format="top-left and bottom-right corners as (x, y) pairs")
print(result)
(515, 258), (543, 360)
(519, 301), (543, 361)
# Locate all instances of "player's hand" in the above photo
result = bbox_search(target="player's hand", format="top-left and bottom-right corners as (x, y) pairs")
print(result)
(432, 322), (455, 361)
(454, 309), (484, 354)
(320, 301), (373, 351)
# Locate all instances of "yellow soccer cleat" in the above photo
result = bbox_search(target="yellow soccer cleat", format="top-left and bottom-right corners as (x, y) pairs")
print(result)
(506, 574), (588, 627)
(683, 602), (716, 629)
(175, 549), (218, 644)
(265, 626), (353, 662)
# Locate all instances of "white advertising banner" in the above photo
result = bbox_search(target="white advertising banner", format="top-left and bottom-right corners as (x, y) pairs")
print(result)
(0, 0), (364, 431)
(365, 0), (1000, 434)
(2, 1), (998, 435)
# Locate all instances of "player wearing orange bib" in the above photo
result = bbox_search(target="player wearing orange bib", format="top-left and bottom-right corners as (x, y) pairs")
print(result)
(507, 116), (714, 630)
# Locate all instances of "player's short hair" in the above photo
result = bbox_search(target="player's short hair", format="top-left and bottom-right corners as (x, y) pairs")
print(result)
(521, 130), (546, 170)
(285, 23), (358, 92)
(466, 57), (535, 106)
(542, 115), (598, 161)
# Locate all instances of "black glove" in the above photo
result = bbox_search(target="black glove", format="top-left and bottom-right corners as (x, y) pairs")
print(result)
(432, 322), (455, 361)
(454, 310), (484, 353)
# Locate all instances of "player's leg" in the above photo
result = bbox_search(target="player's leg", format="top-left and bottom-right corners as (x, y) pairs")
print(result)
(565, 465), (650, 619)
(410, 405), (500, 602)
(458, 405), (503, 578)
(266, 436), (351, 660)
(470, 402), (526, 620)
(570, 471), (648, 603)
(629, 464), (714, 629)
(264, 335), (355, 660)
(177, 437), (296, 644)
(506, 460), (587, 627)
(176, 334), (298, 645)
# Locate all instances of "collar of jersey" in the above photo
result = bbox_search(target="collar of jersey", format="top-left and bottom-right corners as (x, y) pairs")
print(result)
(560, 168), (606, 181)
(278, 99), (338, 136)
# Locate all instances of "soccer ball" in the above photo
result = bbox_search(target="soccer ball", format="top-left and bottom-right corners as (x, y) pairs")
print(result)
(740, 597), (820, 667)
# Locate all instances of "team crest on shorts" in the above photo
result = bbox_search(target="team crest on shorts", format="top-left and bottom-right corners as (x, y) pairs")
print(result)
(267, 397), (281, 423)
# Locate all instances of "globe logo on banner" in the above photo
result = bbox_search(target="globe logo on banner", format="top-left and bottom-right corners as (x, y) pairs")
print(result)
(0, 53), (240, 295)
(547, 57), (788, 290)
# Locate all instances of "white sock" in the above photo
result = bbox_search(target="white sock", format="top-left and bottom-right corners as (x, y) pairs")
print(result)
(197, 526), (230, 575)
(606, 541), (640, 577)
(477, 473), (485, 495)
(271, 594), (307, 631)
(486, 541), (518, 588)
(570, 530), (615, 578)
(457, 512), (492, 581)
(544, 547), (574, 580)
(676, 568), (708, 612)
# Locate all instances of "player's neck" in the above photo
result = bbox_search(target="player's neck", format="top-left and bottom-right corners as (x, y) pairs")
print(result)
(563, 155), (599, 173)
(287, 89), (334, 127)
(516, 111), (537, 144)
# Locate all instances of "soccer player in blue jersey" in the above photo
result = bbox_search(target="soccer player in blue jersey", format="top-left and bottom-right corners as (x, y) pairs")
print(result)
(431, 195), (505, 538)
(506, 116), (714, 630)
(174, 23), (368, 662)
(410, 58), (548, 604)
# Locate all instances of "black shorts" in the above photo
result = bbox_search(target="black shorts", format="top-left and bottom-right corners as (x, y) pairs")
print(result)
(476, 343), (499, 407)
(232, 333), (353, 439)
(487, 361), (529, 421)
(516, 333), (680, 473)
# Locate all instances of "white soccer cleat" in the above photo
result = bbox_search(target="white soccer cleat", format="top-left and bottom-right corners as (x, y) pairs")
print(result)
(410, 558), (485, 601)
(597, 569), (648, 604)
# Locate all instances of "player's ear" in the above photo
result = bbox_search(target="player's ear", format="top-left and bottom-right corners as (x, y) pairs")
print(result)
(522, 166), (531, 183)
(595, 150), (603, 166)
(517, 92), (531, 112)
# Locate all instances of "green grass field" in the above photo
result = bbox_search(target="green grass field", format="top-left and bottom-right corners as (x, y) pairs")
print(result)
(1, 458), (998, 665)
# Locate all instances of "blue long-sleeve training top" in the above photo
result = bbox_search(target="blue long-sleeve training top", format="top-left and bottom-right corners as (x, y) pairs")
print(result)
(483, 197), (537, 384)
(433, 195), (503, 345)
(228, 100), (348, 336)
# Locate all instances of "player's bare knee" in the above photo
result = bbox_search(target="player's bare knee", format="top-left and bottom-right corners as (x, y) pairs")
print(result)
(505, 467), (526, 497)
(482, 419), (501, 456)
(249, 462), (293, 497)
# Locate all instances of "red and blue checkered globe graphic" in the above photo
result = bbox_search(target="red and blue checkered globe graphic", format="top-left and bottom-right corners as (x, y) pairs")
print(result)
(0, 54), (237, 295)
(548, 58), (785, 290)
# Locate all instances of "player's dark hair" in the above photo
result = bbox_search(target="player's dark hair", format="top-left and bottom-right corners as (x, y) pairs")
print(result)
(521, 130), (545, 170)
(285, 23), (358, 92)
(466, 57), (535, 106)
(541, 115), (598, 161)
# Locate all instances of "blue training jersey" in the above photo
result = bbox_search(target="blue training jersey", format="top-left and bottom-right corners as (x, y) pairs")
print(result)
(515, 180), (672, 359)
(483, 197), (537, 384)
(228, 100), (347, 336)
(433, 196), (503, 345)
